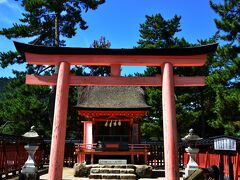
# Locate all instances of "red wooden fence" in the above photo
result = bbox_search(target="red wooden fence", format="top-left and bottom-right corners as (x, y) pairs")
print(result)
(0, 134), (45, 179)
(147, 139), (240, 179)
(183, 151), (240, 179)
(0, 135), (239, 179)
(0, 143), (44, 178)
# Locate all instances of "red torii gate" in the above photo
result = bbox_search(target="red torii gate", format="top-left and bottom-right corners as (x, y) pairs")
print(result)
(14, 42), (217, 180)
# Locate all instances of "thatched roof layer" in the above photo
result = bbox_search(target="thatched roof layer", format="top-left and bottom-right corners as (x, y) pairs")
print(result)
(76, 86), (150, 109)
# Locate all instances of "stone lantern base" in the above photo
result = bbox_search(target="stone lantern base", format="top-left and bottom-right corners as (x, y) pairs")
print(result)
(19, 173), (39, 180)
(183, 147), (199, 178)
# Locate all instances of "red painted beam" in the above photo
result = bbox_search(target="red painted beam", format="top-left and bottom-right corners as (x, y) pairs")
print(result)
(174, 76), (205, 86)
(26, 74), (58, 85)
(25, 53), (207, 67)
(26, 75), (205, 87)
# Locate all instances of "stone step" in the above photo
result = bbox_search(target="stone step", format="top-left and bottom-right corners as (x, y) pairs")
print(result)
(87, 164), (135, 169)
(90, 168), (135, 174)
(89, 173), (136, 180)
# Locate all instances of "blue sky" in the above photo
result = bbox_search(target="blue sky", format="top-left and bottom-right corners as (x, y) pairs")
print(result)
(0, 0), (220, 77)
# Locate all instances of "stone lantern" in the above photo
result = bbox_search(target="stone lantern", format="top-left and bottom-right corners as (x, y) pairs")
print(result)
(182, 129), (202, 178)
(19, 126), (40, 180)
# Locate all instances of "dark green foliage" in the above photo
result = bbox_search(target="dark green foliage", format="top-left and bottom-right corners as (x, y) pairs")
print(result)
(0, 76), (51, 136)
(206, 0), (240, 136)
(1, 0), (105, 42)
(137, 14), (189, 49)
(210, 0), (240, 42)
(0, 51), (22, 68)
(66, 86), (83, 139)
(0, 78), (9, 92)
(139, 2), (240, 138)
(137, 14), (201, 140)
(141, 121), (162, 141)
(0, 0), (105, 137)
(137, 13), (190, 77)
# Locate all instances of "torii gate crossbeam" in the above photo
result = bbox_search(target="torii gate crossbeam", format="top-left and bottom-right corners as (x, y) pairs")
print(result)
(14, 41), (217, 180)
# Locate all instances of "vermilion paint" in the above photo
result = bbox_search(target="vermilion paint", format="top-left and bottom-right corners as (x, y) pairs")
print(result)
(48, 62), (70, 180)
(162, 62), (179, 180)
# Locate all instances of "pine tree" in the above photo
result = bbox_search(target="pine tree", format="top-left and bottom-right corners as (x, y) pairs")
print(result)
(0, 0), (105, 136)
(137, 14), (190, 76)
(136, 13), (222, 139)
(138, 14), (188, 49)
(206, 0), (240, 135)
(0, 75), (51, 136)
(137, 14), (201, 140)
(0, 0), (105, 73)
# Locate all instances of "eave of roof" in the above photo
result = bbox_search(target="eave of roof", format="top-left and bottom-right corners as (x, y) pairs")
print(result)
(75, 107), (151, 110)
(14, 41), (218, 56)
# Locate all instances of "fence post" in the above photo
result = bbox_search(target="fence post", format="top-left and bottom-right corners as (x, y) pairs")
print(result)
(204, 151), (209, 168)
(3, 142), (8, 179)
(234, 152), (239, 180)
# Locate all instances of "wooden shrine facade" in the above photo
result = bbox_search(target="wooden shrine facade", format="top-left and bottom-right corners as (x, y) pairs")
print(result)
(75, 86), (150, 164)
(14, 41), (217, 180)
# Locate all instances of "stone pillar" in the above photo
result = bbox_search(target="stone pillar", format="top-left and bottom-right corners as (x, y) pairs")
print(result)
(19, 126), (40, 180)
(49, 61), (70, 180)
(162, 62), (179, 180)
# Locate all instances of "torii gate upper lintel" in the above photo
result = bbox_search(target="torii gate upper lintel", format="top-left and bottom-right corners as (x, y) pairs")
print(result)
(14, 41), (217, 180)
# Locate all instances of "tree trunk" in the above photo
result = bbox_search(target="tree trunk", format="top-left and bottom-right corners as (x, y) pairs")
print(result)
(49, 13), (60, 128)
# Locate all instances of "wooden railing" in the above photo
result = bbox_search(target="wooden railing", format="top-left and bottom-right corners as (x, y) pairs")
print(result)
(41, 139), (80, 167)
(147, 142), (185, 169)
(75, 143), (150, 164)
(75, 143), (149, 151)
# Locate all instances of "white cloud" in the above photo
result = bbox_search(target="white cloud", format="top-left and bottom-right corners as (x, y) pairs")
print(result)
(0, 0), (23, 25)
(0, 16), (13, 25)
(0, 0), (22, 13)
(0, 0), (8, 4)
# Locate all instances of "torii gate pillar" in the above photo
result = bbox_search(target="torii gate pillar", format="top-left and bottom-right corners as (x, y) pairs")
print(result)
(48, 61), (70, 180)
(162, 62), (179, 179)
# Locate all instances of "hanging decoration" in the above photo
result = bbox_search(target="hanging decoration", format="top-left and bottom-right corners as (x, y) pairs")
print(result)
(104, 120), (122, 127)
(109, 120), (112, 127)
(105, 121), (108, 127)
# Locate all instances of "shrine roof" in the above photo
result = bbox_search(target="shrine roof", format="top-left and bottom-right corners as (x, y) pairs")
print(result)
(14, 41), (217, 56)
(76, 86), (150, 110)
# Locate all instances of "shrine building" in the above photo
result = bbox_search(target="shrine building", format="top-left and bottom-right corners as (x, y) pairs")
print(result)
(75, 86), (150, 164)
